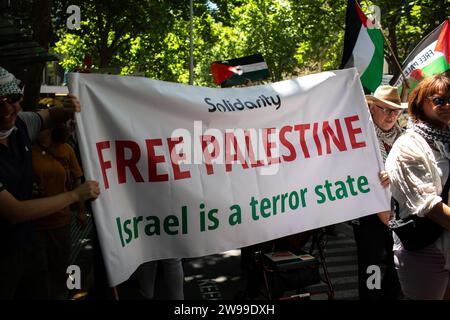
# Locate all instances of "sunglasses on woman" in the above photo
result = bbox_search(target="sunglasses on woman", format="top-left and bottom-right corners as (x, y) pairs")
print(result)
(429, 96), (450, 107)
(0, 93), (23, 105)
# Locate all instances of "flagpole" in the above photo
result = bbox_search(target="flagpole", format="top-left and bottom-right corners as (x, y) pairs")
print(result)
(189, 0), (194, 85)
(379, 30), (410, 89)
(363, 1), (409, 92)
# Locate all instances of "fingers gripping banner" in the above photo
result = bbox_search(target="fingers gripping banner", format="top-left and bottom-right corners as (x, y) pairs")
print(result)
(69, 68), (390, 286)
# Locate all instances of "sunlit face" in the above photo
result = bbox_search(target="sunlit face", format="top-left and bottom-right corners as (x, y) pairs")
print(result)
(0, 94), (23, 131)
(423, 88), (450, 130)
(369, 101), (403, 132)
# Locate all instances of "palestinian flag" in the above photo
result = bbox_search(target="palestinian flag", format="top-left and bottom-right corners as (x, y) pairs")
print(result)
(340, 0), (384, 93)
(211, 53), (270, 87)
(391, 18), (449, 92)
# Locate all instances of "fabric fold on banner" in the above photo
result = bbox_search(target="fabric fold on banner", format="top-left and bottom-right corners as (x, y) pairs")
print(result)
(340, 0), (384, 93)
(69, 68), (389, 286)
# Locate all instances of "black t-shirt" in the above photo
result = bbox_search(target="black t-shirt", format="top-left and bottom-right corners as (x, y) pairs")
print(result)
(0, 113), (42, 251)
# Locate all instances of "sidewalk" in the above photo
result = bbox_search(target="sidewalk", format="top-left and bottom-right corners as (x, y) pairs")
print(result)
(180, 222), (358, 300)
(71, 221), (359, 300)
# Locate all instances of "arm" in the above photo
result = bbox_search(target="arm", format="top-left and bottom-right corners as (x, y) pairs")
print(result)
(376, 171), (391, 225)
(73, 178), (87, 227)
(0, 181), (99, 224)
(66, 144), (86, 226)
(377, 211), (390, 226)
(386, 133), (443, 219)
(425, 202), (450, 230)
(37, 94), (81, 130)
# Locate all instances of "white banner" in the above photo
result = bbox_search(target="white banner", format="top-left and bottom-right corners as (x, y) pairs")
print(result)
(69, 68), (390, 286)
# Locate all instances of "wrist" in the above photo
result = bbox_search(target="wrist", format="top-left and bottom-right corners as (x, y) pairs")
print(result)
(49, 107), (73, 124)
(69, 190), (79, 203)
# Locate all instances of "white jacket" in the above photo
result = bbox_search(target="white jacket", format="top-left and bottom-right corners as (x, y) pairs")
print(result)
(386, 130), (450, 269)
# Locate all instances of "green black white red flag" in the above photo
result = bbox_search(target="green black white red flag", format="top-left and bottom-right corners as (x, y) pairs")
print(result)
(211, 53), (270, 87)
(340, 0), (384, 93)
(391, 18), (449, 91)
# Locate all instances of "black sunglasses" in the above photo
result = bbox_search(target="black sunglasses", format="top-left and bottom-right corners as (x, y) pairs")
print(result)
(430, 96), (450, 107)
(0, 93), (23, 105)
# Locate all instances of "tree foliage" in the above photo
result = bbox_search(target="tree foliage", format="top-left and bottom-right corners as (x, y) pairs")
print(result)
(51, 0), (449, 86)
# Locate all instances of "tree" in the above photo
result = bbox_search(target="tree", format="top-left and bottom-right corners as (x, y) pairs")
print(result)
(51, 0), (448, 87)
(1, 0), (54, 110)
(290, 0), (347, 73)
(54, 0), (186, 71)
(234, 0), (302, 81)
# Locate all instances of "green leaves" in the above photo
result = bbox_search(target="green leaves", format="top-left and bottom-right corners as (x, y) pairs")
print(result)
(51, 0), (448, 86)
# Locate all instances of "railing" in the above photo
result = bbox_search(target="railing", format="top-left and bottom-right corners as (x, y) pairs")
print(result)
(69, 211), (94, 266)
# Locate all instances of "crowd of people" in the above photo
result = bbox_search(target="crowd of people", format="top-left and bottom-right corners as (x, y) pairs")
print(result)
(1, 64), (450, 300)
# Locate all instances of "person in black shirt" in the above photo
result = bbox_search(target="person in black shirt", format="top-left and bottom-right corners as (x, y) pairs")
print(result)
(351, 85), (405, 300)
(0, 66), (100, 299)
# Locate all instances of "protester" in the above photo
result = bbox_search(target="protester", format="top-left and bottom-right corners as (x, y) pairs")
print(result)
(351, 85), (405, 300)
(0, 66), (100, 299)
(133, 259), (184, 300)
(386, 73), (450, 300)
(32, 122), (85, 299)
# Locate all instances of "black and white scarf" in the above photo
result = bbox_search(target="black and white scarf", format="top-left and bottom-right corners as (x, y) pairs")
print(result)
(375, 123), (403, 161)
(408, 119), (450, 159)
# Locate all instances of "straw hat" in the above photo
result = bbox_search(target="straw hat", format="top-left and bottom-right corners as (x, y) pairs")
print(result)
(366, 85), (408, 109)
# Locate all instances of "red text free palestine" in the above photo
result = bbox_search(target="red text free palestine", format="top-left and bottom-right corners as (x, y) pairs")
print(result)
(96, 115), (367, 189)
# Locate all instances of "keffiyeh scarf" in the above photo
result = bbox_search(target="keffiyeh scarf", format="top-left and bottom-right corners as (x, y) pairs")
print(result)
(409, 119), (450, 159)
(375, 123), (403, 161)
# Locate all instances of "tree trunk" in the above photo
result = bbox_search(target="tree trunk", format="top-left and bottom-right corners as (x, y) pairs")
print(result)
(99, 46), (114, 69)
(385, 21), (400, 76)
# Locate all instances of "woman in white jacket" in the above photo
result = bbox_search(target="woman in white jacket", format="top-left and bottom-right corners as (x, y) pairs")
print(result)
(386, 73), (450, 300)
